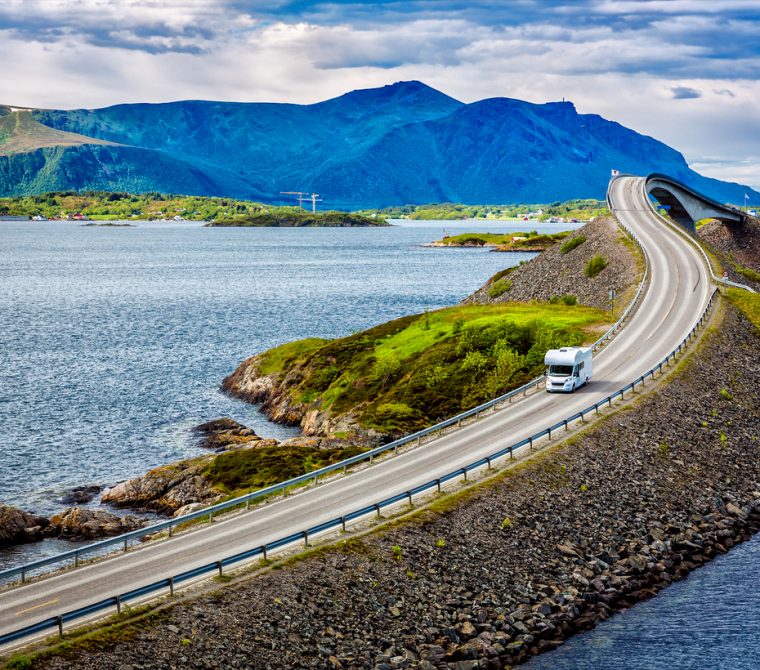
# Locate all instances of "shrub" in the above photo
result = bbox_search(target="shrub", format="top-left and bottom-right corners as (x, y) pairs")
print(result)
(719, 388), (733, 400)
(560, 235), (586, 254)
(584, 255), (608, 277)
(501, 516), (512, 530)
(370, 352), (401, 387)
(489, 278), (512, 298)
(549, 294), (577, 306)
(435, 538), (446, 548)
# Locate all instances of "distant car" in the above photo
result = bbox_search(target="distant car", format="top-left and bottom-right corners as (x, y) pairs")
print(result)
(545, 347), (592, 393)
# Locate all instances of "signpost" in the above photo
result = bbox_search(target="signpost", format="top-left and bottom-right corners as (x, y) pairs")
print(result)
(609, 288), (616, 319)
(723, 270), (728, 290)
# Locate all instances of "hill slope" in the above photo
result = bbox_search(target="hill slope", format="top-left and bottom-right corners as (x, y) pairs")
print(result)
(1, 81), (757, 207)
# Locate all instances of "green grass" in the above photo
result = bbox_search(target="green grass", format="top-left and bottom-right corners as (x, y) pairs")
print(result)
(257, 302), (610, 437)
(204, 444), (364, 494)
(725, 289), (760, 332)
(489, 278), (512, 298)
(560, 235), (586, 254)
(210, 211), (387, 227)
(257, 338), (329, 376)
(584, 255), (608, 277)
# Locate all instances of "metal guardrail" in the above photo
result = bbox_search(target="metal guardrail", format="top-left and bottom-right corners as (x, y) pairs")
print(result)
(0, 222), (651, 588)
(0, 280), (720, 648)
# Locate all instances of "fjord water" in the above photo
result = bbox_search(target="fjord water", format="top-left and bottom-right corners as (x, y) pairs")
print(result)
(1, 219), (548, 519)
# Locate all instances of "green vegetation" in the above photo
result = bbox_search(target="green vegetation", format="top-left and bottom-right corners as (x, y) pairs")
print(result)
(736, 265), (760, 283)
(203, 444), (364, 495)
(500, 516), (512, 530)
(362, 199), (608, 222)
(0, 191), (272, 221)
(584, 255), (608, 277)
(0, 111), (112, 157)
(256, 302), (609, 437)
(433, 230), (572, 250)
(489, 278), (512, 298)
(725, 289), (760, 332)
(560, 235), (587, 254)
(209, 210), (387, 227)
(719, 388), (733, 401)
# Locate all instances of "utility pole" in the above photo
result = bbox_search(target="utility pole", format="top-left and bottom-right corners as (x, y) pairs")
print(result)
(309, 193), (323, 213)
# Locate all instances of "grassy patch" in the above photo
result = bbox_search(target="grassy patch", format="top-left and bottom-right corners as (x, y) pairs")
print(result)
(725, 289), (760, 332)
(204, 444), (364, 494)
(489, 278), (512, 298)
(256, 302), (609, 437)
(257, 338), (329, 376)
(560, 235), (586, 254)
(584, 255), (608, 277)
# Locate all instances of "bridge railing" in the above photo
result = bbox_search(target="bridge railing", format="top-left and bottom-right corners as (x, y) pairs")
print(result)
(0, 215), (651, 588)
(0, 280), (720, 648)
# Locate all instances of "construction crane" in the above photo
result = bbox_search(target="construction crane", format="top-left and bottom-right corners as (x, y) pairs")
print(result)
(308, 193), (323, 213)
(280, 191), (307, 210)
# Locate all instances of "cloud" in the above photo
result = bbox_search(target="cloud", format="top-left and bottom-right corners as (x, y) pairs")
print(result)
(0, 0), (759, 187)
(670, 86), (702, 99)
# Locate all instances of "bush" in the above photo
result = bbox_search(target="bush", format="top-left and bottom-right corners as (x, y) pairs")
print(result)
(584, 255), (608, 277)
(560, 235), (586, 254)
(489, 278), (512, 298)
(549, 294), (577, 306)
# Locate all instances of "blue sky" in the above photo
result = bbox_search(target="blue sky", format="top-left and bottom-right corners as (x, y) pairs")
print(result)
(1, 0), (758, 187)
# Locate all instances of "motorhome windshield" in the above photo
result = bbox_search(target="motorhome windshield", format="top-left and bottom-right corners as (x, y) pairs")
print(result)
(548, 364), (573, 376)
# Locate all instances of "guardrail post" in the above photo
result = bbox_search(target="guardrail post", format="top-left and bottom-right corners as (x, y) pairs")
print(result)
(462, 468), (467, 482)
(376, 504), (381, 518)
(407, 491), (413, 507)
(116, 594), (121, 615)
(21, 570), (26, 584)
(341, 516), (346, 532)
(436, 479), (441, 493)
(168, 524), (173, 537)
(246, 498), (250, 510)
(74, 551), (79, 567)
(303, 530), (309, 547)
(217, 560), (223, 577)
(208, 511), (213, 524)
(529, 436), (533, 450)
(262, 545), (268, 561)
(487, 456), (492, 470)
(510, 447), (514, 460)
(124, 538), (128, 552)
(564, 419), (568, 432)
(57, 615), (64, 639)
(169, 576), (175, 596)
(369, 454), (373, 464)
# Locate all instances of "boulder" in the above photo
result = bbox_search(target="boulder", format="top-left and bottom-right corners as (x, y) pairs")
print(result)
(193, 417), (259, 451)
(58, 484), (102, 505)
(48, 508), (145, 541)
(0, 504), (50, 548)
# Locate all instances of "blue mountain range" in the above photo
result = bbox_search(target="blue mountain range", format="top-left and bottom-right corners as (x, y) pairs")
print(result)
(1, 81), (756, 207)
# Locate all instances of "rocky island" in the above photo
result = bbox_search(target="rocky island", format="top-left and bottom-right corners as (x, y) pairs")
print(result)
(207, 211), (388, 227)
(427, 230), (572, 252)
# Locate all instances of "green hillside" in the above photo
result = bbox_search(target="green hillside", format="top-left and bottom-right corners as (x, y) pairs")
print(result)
(0, 111), (114, 156)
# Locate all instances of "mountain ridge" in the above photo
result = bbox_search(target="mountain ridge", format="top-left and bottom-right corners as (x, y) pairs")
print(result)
(0, 81), (757, 207)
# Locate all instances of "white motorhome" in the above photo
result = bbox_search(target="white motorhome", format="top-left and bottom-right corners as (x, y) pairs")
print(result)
(544, 347), (592, 393)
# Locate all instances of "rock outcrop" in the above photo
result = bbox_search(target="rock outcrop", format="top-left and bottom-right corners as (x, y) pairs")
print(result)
(101, 458), (224, 516)
(48, 508), (145, 541)
(0, 504), (50, 548)
(192, 417), (259, 451)
(699, 218), (760, 290)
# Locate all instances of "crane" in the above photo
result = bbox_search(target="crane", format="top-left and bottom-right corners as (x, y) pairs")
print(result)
(280, 191), (307, 210)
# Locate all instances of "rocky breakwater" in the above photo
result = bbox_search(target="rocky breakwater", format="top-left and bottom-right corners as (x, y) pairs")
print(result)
(465, 216), (640, 311)
(34, 301), (760, 670)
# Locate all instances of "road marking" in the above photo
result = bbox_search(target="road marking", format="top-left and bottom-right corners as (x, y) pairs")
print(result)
(15, 599), (59, 616)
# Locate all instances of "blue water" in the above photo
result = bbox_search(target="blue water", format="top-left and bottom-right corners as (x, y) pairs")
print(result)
(524, 532), (760, 669)
(1, 218), (559, 518)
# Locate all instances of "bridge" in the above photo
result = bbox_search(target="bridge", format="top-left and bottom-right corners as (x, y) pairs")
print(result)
(0, 173), (753, 651)
(645, 172), (748, 233)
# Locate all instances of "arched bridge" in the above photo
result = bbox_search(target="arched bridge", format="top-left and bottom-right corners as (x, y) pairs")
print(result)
(645, 173), (748, 233)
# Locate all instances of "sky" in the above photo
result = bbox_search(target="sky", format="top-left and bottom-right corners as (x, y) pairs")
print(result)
(1, 0), (758, 188)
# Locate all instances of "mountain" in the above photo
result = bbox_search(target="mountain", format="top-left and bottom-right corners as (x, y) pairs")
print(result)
(1, 81), (757, 207)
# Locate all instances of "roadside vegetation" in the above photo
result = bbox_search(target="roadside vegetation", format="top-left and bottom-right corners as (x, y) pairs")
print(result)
(725, 289), (760, 331)
(253, 302), (610, 438)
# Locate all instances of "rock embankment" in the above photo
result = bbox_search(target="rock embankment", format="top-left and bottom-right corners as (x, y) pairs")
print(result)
(699, 218), (760, 290)
(465, 216), (640, 311)
(36, 302), (760, 670)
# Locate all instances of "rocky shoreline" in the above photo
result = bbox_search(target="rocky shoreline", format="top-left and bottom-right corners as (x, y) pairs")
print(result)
(23, 299), (760, 669)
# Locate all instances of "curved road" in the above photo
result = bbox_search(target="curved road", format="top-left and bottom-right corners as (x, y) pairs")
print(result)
(0, 176), (714, 645)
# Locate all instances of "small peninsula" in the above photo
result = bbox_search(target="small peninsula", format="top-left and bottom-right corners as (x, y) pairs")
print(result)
(428, 230), (572, 251)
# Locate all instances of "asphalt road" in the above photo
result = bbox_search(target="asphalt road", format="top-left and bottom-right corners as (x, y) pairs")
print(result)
(0, 175), (714, 644)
